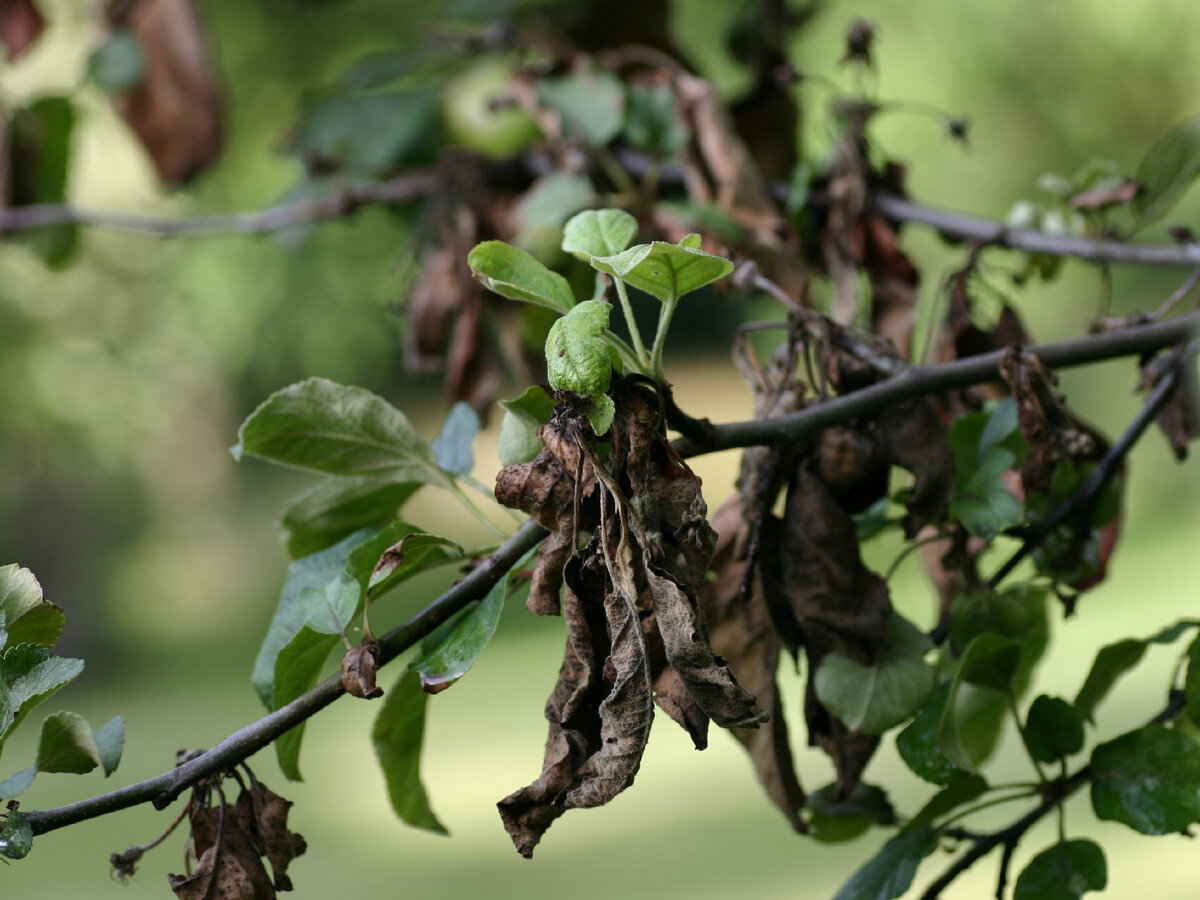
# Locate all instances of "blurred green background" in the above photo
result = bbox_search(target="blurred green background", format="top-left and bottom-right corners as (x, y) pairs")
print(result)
(1, 0), (1198, 897)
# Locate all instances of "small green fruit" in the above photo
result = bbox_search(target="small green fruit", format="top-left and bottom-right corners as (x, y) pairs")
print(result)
(441, 56), (540, 159)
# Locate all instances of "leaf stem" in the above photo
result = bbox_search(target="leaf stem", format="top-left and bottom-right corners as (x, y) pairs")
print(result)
(650, 293), (679, 384)
(612, 278), (650, 370)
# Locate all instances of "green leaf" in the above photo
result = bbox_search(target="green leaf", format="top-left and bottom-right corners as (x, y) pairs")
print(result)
(537, 69), (625, 146)
(0, 809), (32, 859)
(273, 627), (340, 781)
(253, 529), (376, 709)
(94, 716), (124, 776)
(512, 173), (595, 259)
(0, 645), (85, 751)
(814, 615), (936, 735)
(831, 826), (939, 900)
(1024, 695), (1085, 763)
(908, 772), (989, 829)
(9, 97), (79, 267)
(1090, 725), (1200, 834)
(0, 766), (36, 800)
(497, 385), (556, 466)
(88, 29), (145, 93)
(622, 82), (690, 157)
(430, 402), (479, 476)
(1074, 620), (1200, 722)
(947, 400), (1026, 539)
(1133, 114), (1200, 227)
(897, 683), (962, 786)
(1185, 634), (1200, 727)
(1014, 840), (1107, 900)
(363, 530), (463, 599)
(939, 634), (1023, 771)
(233, 378), (450, 485)
(285, 90), (438, 176)
(545, 300), (614, 399)
(468, 241), (576, 313)
(280, 475), (421, 559)
(413, 570), (506, 694)
(807, 782), (894, 844)
(561, 209), (639, 259)
(372, 668), (447, 834)
(590, 240), (734, 304)
(35, 711), (99, 775)
(0, 564), (65, 651)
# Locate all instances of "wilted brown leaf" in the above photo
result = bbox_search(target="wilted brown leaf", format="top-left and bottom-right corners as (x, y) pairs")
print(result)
(876, 396), (955, 537)
(340, 639), (383, 700)
(108, 0), (222, 184)
(173, 801), (275, 900)
(1146, 350), (1200, 461)
(497, 550), (653, 858)
(239, 778), (307, 892)
(703, 496), (807, 832)
(0, 0), (43, 61)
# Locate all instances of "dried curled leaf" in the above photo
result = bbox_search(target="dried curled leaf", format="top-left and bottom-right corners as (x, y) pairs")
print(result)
(497, 552), (653, 858)
(108, 0), (222, 184)
(1144, 350), (1200, 460)
(341, 639), (383, 700)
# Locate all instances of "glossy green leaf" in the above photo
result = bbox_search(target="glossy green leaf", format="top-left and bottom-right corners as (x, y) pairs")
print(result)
(897, 683), (962, 785)
(413, 572), (506, 694)
(233, 378), (450, 485)
(373, 668), (447, 834)
(948, 399), (1026, 539)
(9, 97), (78, 267)
(622, 82), (690, 157)
(590, 240), (733, 304)
(362, 530), (463, 599)
(546, 300), (614, 398)
(831, 826), (939, 900)
(1133, 114), (1200, 227)
(1014, 840), (1107, 900)
(1074, 620), (1200, 722)
(561, 209), (639, 260)
(280, 475), (421, 559)
(0, 645), (84, 751)
(815, 615), (936, 735)
(0, 766), (36, 800)
(94, 715), (124, 776)
(35, 711), (100, 775)
(0, 809), (32, 859)
(537, 69), (625, 146)
(272, 627), (340, 781)
(497, 386), (556, 466)
(1185, 634), (1200, 727)
(0, 564), (64, 651)
(1024, 695), (1085, 762)
(468, 241), (576, 313)
(908, 772), (989, 829)
(939, 634), (1022, 770)
(807, 782), (894, 844)
(253, 529), (376, 709)
(88, 29), (145, 93)
(430, 402), (479, 476)
(285, 90), (438, 176)
(1091, 725), (1200, 834)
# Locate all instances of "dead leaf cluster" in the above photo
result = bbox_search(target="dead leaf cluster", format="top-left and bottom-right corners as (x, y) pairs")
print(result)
(494, 379), (765, 856)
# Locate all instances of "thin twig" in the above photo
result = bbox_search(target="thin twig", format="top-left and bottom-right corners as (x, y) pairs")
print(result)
(671, 311), (1199, 456)
(986, 340), (1194, 589)
(0, 173), (439, 236)
(23, 518), (548, 836)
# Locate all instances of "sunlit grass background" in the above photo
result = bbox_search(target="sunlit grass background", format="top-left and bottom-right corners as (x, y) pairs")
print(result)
(2, 0), (1198, 897)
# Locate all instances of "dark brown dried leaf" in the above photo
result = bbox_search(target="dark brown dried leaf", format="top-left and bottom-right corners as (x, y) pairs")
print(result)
(341, 639), (383, 700)
(240, 779), (307, 892)
(876, 396), (955, 537)
(175, 801), (275, 900)
(497, 550), (653, 857)
(1147, 352), (1200, 460)
(703, 496), (806, 831)
(109, 0), (221, 185)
